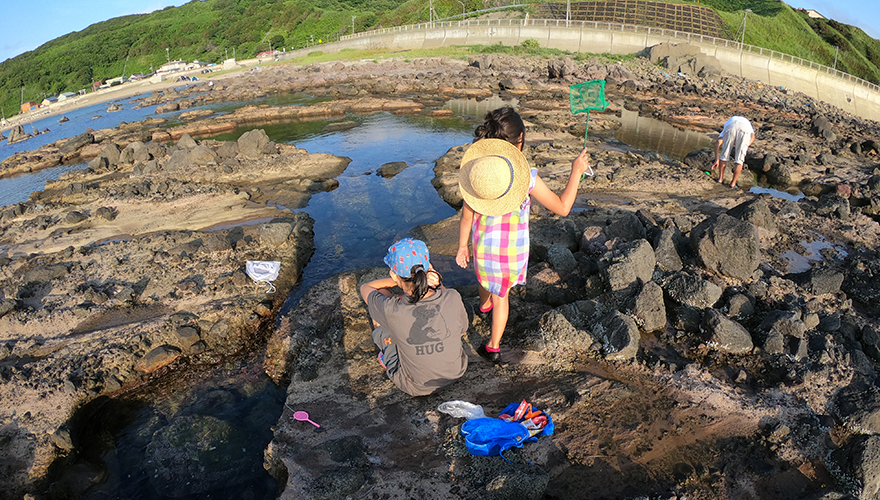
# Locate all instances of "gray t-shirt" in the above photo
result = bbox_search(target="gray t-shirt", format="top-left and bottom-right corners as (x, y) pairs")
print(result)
(368, 288), (468, 396)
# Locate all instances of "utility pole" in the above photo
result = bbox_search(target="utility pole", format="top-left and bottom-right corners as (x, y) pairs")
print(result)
(566, 0), (571, 26)
(352, 15), (356, 34)
(739, 9), (751, 50)
(166, 47), (170, 63)
(429, 0), (433, 24)
(457, 1), (465, 18)
(122, 55), (129, 81)
(833, 46), (839, 70)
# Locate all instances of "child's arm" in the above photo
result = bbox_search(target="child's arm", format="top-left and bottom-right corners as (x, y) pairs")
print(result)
(531, 147), (590, 217)
(360, 278), (396, 303)
(455, 202), (475, 268)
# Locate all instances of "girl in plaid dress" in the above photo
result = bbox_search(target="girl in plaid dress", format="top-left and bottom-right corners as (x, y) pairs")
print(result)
(456, 107), (590, 363)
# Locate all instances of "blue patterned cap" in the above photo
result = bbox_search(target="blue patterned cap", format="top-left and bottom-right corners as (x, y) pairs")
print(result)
(383, 238), (430, 278)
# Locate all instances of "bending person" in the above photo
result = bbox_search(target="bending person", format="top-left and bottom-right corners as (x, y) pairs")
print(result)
(360, 238), (468, 396)
(713, 116), (756, 188)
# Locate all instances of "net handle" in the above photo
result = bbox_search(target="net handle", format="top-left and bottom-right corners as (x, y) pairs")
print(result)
(582, 110), (593, 179)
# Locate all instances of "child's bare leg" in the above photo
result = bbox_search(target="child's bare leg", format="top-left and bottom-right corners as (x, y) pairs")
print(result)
(487, 294), (510, 349)
(717, 160), (727, 183)
(478, 285), (492, 311)
(730, 163), (744, 188)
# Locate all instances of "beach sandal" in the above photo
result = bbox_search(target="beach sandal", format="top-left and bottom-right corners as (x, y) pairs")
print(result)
(479, 301), (493, 313)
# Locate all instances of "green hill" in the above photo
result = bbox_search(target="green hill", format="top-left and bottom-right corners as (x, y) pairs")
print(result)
(1, 0), (878, 120)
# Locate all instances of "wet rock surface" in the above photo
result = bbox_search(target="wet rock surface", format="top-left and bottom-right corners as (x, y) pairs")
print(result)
(1, 50), (880, 499)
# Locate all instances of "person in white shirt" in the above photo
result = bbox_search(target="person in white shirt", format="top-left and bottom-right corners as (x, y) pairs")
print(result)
(713, 116), (756, 188)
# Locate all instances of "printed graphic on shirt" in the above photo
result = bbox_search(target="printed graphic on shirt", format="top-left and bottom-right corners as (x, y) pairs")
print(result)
(407, 304), (451, 349)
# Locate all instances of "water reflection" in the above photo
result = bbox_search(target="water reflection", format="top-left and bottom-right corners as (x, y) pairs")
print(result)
(210, 112), (474, 307)
(443, 95), (519, 117)
(613, 109), (714, 161)
(750, 186), (804, 202)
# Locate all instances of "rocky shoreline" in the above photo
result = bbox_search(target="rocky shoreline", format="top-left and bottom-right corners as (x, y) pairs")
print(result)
(1, 48), (880, 499)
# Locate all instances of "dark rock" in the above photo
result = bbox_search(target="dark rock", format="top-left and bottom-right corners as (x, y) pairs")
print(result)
(530, 218), (578, 261)
(64, 211), (88, 224)
(691, 214), (761, 281)
(95, 207), (116, 221)
(726, 198), (777, 233)
(816, 193), (851, 219)
(87, 156), (109, 172)
(830, 434), (880, 500)
(377, 161), (408, 178)
(631, 281), (666, 332)
(175, 326), (200, 349)
(682, 149), (714, 170)
(726, 293), (754, 319)
(23, 264), (70, 284)
(603, 211), (646, 242)
(59, 132), (95, 155)
(603, 239), (655, 291)
(538, 309), (590, 349)
(757, 310), (806, 355)
(664, 271), (721, 308)
(596, 310), (639, 360)
(0, 298), (17, 318)
(810, 115), (836, 141)
(653, 227), (684, 272)
(544, 245), (577, 274)
(808, 268), (845, 295)
(702, 309), (753, 354)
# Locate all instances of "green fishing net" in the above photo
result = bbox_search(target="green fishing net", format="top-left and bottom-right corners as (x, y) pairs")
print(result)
(570, 79), (609, 144)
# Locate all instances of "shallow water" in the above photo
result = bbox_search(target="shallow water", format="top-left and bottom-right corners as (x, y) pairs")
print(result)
(612, 109), (715, 161)
(749, 186), (805, 202)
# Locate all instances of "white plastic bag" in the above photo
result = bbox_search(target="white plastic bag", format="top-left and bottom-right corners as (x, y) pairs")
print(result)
(246, 260), (281, 293)
(438, 400), (486, 420)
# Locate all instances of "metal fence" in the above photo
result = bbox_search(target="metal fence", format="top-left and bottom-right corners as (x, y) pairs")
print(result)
(340, 18), (880, 94)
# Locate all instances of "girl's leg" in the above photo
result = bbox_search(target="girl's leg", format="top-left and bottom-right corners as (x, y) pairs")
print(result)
(478, 285), (492, 312)
(486, 293), (510, 349)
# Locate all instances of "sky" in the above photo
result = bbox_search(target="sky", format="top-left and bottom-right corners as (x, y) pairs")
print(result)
(1, 1), (190, 62)
(0, 0), (877, 63)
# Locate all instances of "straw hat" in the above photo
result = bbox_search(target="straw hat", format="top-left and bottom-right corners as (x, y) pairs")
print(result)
(459, 139), (531, 216)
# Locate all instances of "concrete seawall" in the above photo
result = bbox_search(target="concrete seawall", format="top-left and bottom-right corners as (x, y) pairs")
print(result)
(289, 19), (880, 122)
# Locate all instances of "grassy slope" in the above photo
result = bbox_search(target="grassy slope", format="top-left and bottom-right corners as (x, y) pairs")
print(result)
(1, 0), (878, 119)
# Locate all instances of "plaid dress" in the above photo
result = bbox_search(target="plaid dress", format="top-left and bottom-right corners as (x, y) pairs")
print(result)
(471, 168), (537, 297)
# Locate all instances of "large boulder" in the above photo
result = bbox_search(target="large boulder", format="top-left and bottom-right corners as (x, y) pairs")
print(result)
(630, 281), (666, 332)
(238, 129), (276, 159)
(664, 271), (722, 308)
(59, 132), (95, 155)
(691, 214), (761, 281)
(702, 309), (753, 354)
(594, 310), (639, 361)
(602, 239), (655, 292)
(830, 434), (880, 500)
(726, 198), (777, 234)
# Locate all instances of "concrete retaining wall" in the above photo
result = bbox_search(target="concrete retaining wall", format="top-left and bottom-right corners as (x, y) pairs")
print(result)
(287, 22), (880, 121)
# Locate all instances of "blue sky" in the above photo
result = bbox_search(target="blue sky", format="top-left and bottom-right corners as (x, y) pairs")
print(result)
(0, 0), (877, 62)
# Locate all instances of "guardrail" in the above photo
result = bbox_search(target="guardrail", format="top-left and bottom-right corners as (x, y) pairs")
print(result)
(341, 18), (880, 94)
